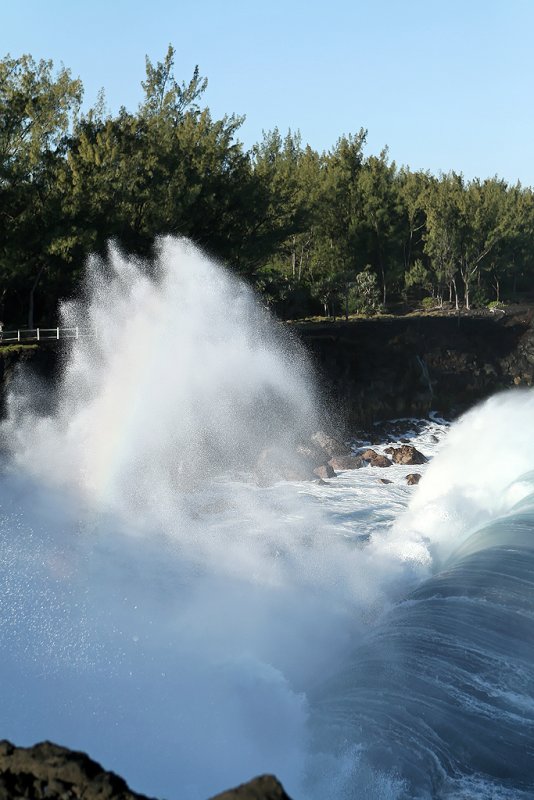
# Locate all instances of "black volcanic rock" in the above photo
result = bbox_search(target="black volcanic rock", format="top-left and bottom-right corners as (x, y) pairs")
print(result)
(296, 309), (534, 427)
(209, 773), (293, 799)
(0, 741), (294, 800)
(0, 740), (155, 800)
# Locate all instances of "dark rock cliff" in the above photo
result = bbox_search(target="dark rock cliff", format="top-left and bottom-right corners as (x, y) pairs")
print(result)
(2, 308), (534, 429)
(296, 307), (534, 428)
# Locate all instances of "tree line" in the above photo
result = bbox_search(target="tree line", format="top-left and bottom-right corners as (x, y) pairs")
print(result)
(2, 45), (534, 327)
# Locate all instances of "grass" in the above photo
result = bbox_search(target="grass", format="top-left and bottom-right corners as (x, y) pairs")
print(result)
(0, 344), (39, 355)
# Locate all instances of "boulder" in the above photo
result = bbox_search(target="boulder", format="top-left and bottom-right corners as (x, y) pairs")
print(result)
(255, 447), (313, 485)
(210, 773), (293, 799)
(360, 448), (379, 461)
(295, 442), (328, 465)
(328, 455), (365, 471)
(388, 445), (428, 465)
(370, 454), (393, 468)
(406, 472), (422, 485)
(313, 463), (336, 480)
(359, 449), (392, 468)
(310, 431), (351, 457)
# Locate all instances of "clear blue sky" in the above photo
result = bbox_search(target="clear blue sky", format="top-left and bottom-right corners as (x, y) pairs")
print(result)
(4, 0), (534, 185)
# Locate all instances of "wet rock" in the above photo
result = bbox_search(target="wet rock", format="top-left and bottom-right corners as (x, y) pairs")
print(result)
(310, 431), (351, 457)
(360, 448), (379, 461)
(388, 445), (428, 465)
(313, 463), (336, 479)
(360, 449), (392, 468)
(370, 454), (393, 467)
(406, 472), (422, 485)
(210, 773), (293, 799)
(379, 478), (393, 484)
(328, 455), (365, 471)
(0, 740), (154, 800)
(255, 447), (313, 485)
(295, 442), (328, 465)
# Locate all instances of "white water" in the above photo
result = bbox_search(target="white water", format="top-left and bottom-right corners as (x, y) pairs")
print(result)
(0, 238), (533, 799)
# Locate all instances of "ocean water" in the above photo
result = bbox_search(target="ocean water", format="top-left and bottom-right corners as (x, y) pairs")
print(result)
(0, 238), (532, 799)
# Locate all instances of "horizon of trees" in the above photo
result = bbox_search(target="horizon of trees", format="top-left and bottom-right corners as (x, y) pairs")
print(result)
(2, 45), (534, 327)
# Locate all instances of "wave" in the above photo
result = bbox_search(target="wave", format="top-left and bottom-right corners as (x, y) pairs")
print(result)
(0, 240), (533, 799)
(313, 393), (534, 798)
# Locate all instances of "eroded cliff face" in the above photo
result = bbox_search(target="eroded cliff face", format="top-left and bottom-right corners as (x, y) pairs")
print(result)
(297, 307), (534, 428)
(2, 308), (534, 430)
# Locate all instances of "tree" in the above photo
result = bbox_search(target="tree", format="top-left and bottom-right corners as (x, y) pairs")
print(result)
(0, 53), (82, 325)
(423, 173), (463, 308)
(140, 45), (207, 122)
(398, 168), (430, 275)
(457, 177), (507, 309)
(357, 150), (404, 305)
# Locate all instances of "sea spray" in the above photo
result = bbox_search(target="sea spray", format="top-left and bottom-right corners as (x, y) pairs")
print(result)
(0, 238), (532, 798)
(5, 237), (319, 509)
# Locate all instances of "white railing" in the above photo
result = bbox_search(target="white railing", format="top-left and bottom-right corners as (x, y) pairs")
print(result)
(0, 327), (95, 345)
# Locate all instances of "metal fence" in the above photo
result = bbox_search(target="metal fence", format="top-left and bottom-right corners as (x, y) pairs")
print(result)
(0, 327), (95, 345)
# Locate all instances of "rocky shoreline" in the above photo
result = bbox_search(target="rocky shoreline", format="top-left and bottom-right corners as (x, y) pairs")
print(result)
(1, 310), (532, 800)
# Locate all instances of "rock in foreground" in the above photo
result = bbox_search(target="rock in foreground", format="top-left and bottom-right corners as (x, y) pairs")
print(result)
(0, 741), (293, 800)
(210, 773), (293, 799)
(0, 740), (155, 800)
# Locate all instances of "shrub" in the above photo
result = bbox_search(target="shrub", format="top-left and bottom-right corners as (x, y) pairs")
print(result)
(421, 296), (435, 310)
(468, 286), (490, 308)
(348, 268), (381, 315)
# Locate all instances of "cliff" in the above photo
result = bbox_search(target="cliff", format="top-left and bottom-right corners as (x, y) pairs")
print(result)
(2, 307), (534, 429)
(296, 306), (534, 428)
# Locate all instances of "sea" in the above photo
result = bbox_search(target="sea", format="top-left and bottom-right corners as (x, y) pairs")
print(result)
(0, 238), (532, 800)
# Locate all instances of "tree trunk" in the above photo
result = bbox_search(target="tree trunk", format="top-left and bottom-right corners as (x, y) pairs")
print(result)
(452, 276), (459, 311)
(28, 264), (46, 330)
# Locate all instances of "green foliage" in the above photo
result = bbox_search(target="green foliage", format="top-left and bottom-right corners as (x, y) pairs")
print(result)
(405, 259), (431, 292)
(421, 296), (436, 310)
(140, 46), (207, 121)
(348, 268), (382, 315)
(2, 48), (534, 326)
(0, 53), (83, 325)
(468, 286), (490, 308)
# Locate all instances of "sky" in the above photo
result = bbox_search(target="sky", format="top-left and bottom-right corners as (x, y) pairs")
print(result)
(3, 0), (534, 185)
